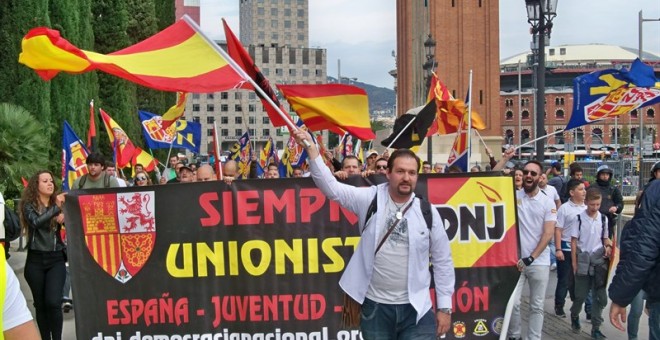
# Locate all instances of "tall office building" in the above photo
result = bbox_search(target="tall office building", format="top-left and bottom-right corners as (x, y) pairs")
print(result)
(239, 0), (309, 48)
(182, 0), (327, 157)
(396, 0), (501, 162)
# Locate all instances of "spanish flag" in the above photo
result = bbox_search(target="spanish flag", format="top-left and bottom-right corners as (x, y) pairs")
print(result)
(19, 17), (246, 93)
(278, 84), (376, 141)
(131, 147), (158, 172)
(99, 109), (136, 169)
(160, 92), (188, 130)
(426, 73), (485, 136)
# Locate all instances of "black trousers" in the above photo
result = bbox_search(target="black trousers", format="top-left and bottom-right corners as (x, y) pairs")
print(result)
(24, 250), (66, 340)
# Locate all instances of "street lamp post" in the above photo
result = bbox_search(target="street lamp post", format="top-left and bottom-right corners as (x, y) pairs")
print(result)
(423, 34), (436, 163)
(638, 10), (660, 188)
(525, 0), (558, 162)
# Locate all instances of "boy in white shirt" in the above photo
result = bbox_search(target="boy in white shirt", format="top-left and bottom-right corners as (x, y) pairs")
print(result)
(553, 179), (586, 317)
(570, 187), (612, 340)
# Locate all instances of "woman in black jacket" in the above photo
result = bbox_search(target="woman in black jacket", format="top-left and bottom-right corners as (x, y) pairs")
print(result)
(19, 170), (66, 340)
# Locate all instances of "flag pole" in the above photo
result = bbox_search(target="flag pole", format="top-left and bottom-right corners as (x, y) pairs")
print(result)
(182, 16), (309, 147)
(467, 70), (473, 165)
(474, 129), (490, 151)
(213, 121), (223, 180)
(386, 116), (419, 149)
(516, 130), (563, 150)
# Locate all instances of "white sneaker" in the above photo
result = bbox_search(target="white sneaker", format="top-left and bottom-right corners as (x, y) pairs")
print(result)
(550, 263), (557, 271)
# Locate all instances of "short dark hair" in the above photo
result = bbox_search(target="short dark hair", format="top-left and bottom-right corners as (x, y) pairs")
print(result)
(566, 178), (584, 192)
(105, 160), (115, 168)
(422, 161), (431, 167)
(342, 155), (359, 168)
(387, 149), (420, 170)
(375, 157), (388, 164)
(570, 164), (583, 177)
(524, 160), (543, 172)
(268, 163), (279, 171)
(86, 152), (105, 166)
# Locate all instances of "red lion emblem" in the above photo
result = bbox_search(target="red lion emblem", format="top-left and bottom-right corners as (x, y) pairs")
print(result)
(119, 193), (155, 232)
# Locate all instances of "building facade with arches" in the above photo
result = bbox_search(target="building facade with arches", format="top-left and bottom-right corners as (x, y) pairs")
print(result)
(499, 44), (660, 159)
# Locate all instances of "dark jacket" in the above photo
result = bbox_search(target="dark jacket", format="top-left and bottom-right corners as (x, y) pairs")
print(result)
(609, 179), (660, 305)
(592, 178), (624, 237)
(23, 203), (65, 252)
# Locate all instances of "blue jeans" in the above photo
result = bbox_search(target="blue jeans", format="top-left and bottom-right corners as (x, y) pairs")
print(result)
(554, 250), (574, 308)
(628, 291), (645, 340)
(360, 298), (436, 340)
(649, 301), (660, 340)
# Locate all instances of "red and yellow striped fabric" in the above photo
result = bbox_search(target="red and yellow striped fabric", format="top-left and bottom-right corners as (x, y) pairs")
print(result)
(278, 84), (376, 140)
(426, 73), (486, 136)
(160, 92), (188, 130)
(99, 109), (136, 169)
(19, 19), (245, 93)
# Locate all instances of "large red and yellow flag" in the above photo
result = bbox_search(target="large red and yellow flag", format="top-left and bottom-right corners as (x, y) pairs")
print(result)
(426, 73), (486, 136)
(278, 84), (376, 140)
(160, 92), (188, 130)
(223, 19), (292, 128)
(19, 17), (246, 93)
(99, 109), (136, 169)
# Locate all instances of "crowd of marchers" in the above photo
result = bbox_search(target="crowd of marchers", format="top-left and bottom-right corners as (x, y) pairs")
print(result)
(2, 142), (659, 340)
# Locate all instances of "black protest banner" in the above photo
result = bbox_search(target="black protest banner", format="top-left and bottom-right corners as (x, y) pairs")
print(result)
(65, 173), (518, 339)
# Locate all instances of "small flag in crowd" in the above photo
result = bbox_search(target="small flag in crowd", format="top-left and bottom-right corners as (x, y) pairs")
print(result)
(99, 109), (136, 169)
(62, 121), (89, 191)
(381, 101), (437, 149)
(87, 99), (96, 151)
(280, 120), (309, 178)
(426, 72), (485, 136)
(160, 92), (188, 130)
(139, 110), (201, 154)
(229, 132), (252, 179)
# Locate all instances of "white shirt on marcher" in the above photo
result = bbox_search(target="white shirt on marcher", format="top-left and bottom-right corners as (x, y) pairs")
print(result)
(571, 210), (608, 254)
(3, 262), (34, 330)
(556, 200), (586, 248)
(516, 188), (557, 265)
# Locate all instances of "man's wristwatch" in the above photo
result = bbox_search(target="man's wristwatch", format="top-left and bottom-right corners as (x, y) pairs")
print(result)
(437, 308), (452, 315)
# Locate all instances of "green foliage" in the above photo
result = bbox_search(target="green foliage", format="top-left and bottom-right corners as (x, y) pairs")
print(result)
(154, 0), (175, 30)
(370, 119), (388, 132)
(0, 103), (50, 199)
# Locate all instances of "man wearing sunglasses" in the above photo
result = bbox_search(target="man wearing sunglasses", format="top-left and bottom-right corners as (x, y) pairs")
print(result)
(507, 160), (557, 340)
(374, 158), (388, 175)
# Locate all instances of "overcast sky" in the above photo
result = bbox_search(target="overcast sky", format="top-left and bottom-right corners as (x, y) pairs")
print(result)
(200, 0), (660, 89)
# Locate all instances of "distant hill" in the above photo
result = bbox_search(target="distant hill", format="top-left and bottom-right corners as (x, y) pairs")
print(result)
(327, 77), (395, 114)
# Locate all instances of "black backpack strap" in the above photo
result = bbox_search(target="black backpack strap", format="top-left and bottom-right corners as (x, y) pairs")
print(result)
(601, 213), (607, 242)
(418, 197), (433, 230)
(577, 214), (582, 243)
(363, 193), (378, 233)
(78, 174), (87, 189)
(104, 173), (111, 188)
(363, 194), (434, 232)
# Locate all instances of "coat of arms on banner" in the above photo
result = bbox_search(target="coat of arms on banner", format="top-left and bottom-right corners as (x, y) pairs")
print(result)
(79, 192), (156, 284)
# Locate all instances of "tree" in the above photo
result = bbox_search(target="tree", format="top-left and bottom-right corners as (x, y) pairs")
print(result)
(0, 103), (50, 199)
(92, 0), (139, 154)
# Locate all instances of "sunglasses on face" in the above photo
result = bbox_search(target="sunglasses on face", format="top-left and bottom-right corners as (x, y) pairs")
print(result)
(376, 165), (387, 170)
(136, 177), (147, 181)
(522, 170), (539, 177)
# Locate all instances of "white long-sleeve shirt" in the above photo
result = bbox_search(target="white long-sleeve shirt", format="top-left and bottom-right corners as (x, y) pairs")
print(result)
(309, 156), (455, 322)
